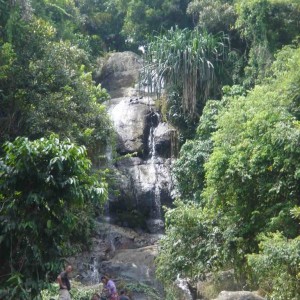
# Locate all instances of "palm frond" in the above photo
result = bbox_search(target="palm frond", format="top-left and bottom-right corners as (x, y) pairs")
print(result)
(142, 27), (227, 117)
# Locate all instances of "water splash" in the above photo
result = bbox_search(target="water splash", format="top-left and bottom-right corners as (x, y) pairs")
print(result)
(175, 276), (193, 300)
(89, 257), (100, 285)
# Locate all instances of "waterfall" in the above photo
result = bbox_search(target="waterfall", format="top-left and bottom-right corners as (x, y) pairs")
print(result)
(89, 257), (100, 285)
(147, 111), (162, 219)
(106, 93), (176, 233)
(175, 277), (194, 300)
(109, 234), (116, 253)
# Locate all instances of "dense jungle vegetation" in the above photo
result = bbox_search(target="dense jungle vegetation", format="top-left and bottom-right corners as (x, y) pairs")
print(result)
(0, 0), (300, 299)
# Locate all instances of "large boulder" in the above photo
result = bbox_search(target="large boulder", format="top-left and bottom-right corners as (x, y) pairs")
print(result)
(153, 122), (178, 158)
(213, 291), (265, 300)
(109, 156), (174, 232)
(96, 51), (142, 98)
(113, 157), (173, 211)
(101, 245), (158, 286)
(106, 97), (155, 155)
(69, 222), (162, 285)
(173, 278), (194, 300)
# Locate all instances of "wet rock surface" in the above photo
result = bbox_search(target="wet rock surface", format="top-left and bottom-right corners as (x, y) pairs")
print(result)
(174, 278), (194, 300)
(106, 96), (176, 233)
(71, 222), (164, 299)
(107, 97), (152, 155)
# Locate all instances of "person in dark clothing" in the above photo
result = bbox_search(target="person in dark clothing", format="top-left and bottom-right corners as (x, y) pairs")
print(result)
(119, 290), (130, 300)
(57, 265), (73, 300)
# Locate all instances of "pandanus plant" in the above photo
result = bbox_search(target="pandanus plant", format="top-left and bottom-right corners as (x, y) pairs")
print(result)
(142, 26), (227, 117)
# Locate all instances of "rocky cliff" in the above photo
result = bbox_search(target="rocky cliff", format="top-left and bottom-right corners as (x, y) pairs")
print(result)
(102, 51), (177, 233)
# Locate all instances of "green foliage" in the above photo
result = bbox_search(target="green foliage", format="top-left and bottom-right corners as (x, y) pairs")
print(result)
(156, 201), (219, 284)
(208, 46), (300, 216)
(0, 43), (16, 80)
(0, 135), (108, 298)
(42, 280), (160, 300)
(41, 282), (103, 300)
(173, 99), (223, 201)
(143, 26), (227, 120)
(25, 39), (112, 162)
(247, 232), (300, 299)
(163, 285), (182, 300)
(0, 9), (113, 161)
(236, 0), (300, 46)
(173, 139), (212, 200)
(31, 0), (82, 42)
(203, 45), (300, 271)
(187, 0), (236, 34)
(164, 88), (199, 140)
(77, 0), (126, 52)
(121, 282), (161, 300)
(157, 44), (300, 295)
(235, 0), (300, 87)
(116, 0), (192, 47)
(246, 206), (300, 299)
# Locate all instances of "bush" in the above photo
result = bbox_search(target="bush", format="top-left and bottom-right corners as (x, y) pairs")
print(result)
(0, 135), (108, 298)
(247, 232), (300, 299)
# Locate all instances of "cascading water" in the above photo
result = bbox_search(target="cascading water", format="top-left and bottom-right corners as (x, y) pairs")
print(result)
(89, 257), (100, 285)
(147, 111), (162, 220)
(106, 92), (176, 233)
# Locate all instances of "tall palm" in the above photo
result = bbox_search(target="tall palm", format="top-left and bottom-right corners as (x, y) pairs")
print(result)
(143, 27), (227, 117)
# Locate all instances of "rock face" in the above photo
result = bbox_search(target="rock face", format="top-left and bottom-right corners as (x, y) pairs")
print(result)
(101, 51), (177, 233)
(107, 97), (154, 155)
(95, 51), (142, 98)
(70, 222), (164, 299)
(213, 291), (265, 300)
(174, 278), (194, 300)
(101, 245), (158, 286)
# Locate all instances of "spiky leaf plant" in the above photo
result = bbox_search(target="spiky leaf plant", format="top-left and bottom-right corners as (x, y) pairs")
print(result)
(143, 27), (227, 117)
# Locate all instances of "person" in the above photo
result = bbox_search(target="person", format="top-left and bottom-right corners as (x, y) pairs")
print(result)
(57, 265), (73, 300)
(119, 290), (130, 300)
(101, 275), (118, 300)
(91, 294), (101, 300)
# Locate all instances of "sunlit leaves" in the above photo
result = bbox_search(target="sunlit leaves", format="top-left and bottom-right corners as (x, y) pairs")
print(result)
(187, 0), (236, 34)
(158, 45), (300, 295)
(235, 0), (300, 86)
(247, 232), (300, 299)
(0, 135), (108, 298)
(203, 45), (300, 269)
(156, 201), (215, 284)
(0, 10), (113, 160)
(172, 100), (223, 201)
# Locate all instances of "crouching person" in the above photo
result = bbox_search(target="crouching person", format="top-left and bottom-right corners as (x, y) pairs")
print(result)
(101, 275), (118, 300)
